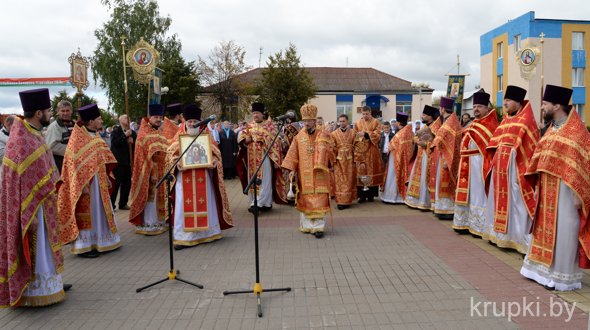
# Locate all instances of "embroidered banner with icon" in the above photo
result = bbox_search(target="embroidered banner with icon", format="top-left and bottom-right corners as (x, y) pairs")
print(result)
(182, 168), (209, 231)
(446, 75), (466, 116)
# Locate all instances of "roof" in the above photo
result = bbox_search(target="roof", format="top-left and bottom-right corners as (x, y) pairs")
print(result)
(204, 67), (433, 94)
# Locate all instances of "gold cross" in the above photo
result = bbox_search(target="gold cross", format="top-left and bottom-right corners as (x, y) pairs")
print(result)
(198, 197), (205, 204)
(185, 198), (191, 204)
(498, 188), (508, 199)
(500, 149), (511, 159)
(185, 177), (190, 184)
(198, 177), (204, 183)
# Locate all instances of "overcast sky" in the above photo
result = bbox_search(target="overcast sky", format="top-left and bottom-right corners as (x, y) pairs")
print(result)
(0, 0), (587, 114)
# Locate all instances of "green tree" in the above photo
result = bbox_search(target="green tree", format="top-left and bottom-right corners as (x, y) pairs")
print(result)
(197, 40), (251, 122)
(159, 49), (200, 106)
(256, 43), (316, 119)
(92, 0), (195, 120)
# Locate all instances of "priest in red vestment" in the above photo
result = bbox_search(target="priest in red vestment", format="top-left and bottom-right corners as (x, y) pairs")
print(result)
(483, 85), (540, 254)
(166, 104), (233, 249)
(521, 84), (590, 290)
(1, 89), (65, 307)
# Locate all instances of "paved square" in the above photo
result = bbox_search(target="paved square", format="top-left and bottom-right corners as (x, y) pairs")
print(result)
(1, 179), (587, 329)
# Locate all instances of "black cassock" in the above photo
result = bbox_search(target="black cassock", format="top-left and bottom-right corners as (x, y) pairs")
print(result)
(218, 128), (238, 179)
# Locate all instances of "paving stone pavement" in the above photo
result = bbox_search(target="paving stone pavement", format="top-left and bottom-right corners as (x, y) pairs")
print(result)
(1, 179), (588, 329)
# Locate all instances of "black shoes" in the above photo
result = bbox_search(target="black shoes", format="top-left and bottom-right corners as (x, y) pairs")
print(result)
(313, 232), (324, 239)
(63, 284), (73, 292)
(79, 250), (99, 258)
(248, 205), (272, 213)
(337, 205), (350, 210)
(174, 245), (186, 251)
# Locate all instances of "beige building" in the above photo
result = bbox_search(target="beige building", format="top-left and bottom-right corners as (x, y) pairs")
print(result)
(480, 11), (590, 123)
(217, 67), (433, 123)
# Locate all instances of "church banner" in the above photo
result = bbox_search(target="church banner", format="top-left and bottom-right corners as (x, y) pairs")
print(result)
(446, 75), (466, 115)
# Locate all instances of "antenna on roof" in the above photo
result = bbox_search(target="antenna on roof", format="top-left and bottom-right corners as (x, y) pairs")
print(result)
(259, 47), (263, 68)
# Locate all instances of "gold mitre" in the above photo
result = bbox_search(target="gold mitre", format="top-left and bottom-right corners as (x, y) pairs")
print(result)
(300, 104), (318, 120)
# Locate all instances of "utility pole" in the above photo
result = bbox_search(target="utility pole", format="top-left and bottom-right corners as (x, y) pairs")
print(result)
(259, 47), (263, 68)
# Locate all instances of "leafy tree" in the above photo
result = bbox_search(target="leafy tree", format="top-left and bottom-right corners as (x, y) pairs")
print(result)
(197, 40), (252, 122)
(92, 0), (196, 120)
(256, 43), (316, 119)
(158, 48), (200, 106)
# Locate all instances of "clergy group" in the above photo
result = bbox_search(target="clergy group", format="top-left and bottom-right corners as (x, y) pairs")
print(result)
(1, 82), (589, 309)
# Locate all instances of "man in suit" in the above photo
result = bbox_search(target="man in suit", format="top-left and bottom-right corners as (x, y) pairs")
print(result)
(219, 120), (238, 179)
(110, 114), (136, 210)
(378, 121), (395, 165)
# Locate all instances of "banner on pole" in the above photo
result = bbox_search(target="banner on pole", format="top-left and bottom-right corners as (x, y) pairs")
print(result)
(446, 75), (465, 115)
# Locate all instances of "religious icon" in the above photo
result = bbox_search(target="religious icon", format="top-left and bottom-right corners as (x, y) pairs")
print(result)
(134, 48), (153, 66)
(73, 62), (85, 84)
(521, 49), (535, 66)
(179, 133), (213, 169)
(450, 83), (460, 98)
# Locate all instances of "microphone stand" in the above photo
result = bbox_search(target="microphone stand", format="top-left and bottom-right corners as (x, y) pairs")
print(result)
(223, 119), (291, 317)
(136, 122), (210, 293)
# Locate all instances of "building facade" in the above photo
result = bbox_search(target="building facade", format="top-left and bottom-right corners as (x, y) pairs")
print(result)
(481, 11), (590, 123)
(208, 67), (433, 123)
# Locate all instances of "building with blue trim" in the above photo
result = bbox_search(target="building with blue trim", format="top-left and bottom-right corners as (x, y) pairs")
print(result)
(480, 11), (590, 122)
(205, 67), (433, 123)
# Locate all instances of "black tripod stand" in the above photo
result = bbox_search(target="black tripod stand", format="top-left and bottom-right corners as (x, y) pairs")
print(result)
(136, 127), (207, 293)
(223, 121), (291, 317)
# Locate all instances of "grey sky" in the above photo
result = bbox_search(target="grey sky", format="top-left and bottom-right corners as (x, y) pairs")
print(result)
(0, 0), (587, 113)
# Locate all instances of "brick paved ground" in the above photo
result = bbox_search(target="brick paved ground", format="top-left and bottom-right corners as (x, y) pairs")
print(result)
(1, 179), (588, 329)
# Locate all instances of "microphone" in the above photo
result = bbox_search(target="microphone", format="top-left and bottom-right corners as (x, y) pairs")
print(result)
(275, 111), (296, 121)
(197, 115), (216, 126)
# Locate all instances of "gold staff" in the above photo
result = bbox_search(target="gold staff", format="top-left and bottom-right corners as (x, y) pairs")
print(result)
(120, 36), (134, 167)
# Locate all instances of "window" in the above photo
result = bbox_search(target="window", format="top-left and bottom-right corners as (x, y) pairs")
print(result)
(336, 101), (352, 119)
(395, 102), (412, 114)
(575, 104), (585, 122)
(497, 74), (503, 91)
(514, 35), (521, 53)
(573, 32), (585, 50)
(395, 94), (412, 114)
(497, 42), (504, 59)
(573, 68), (585, 87)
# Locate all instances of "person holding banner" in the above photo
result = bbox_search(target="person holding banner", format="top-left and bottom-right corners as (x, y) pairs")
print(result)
(166, 104), (233, 250)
